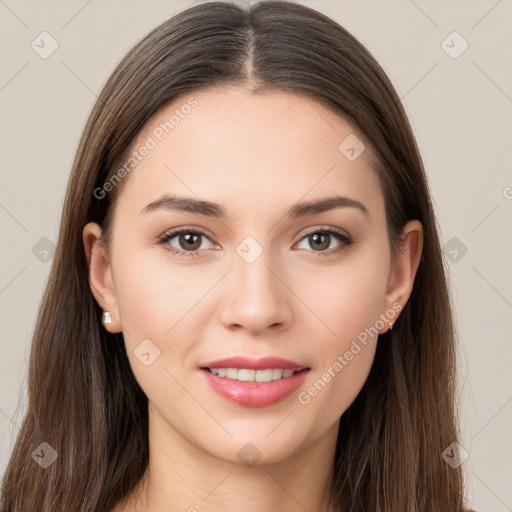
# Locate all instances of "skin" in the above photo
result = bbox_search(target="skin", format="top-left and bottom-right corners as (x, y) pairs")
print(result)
(83, 85), (423, 512)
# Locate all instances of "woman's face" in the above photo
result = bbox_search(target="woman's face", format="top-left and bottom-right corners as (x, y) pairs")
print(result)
(85, 86), (420, 465)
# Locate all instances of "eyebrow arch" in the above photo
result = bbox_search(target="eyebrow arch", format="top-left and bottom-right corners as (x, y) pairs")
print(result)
(140, 194), (369, 218)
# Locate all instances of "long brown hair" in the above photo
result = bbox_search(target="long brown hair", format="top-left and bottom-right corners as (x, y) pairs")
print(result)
(1, 1), (466, 510)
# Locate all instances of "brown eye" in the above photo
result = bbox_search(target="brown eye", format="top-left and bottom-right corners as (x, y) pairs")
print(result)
(160, 228), (215, 256)
(308, 233), (331, 251)
(177, 232), (202, 251)
(296, 228), (352, 256)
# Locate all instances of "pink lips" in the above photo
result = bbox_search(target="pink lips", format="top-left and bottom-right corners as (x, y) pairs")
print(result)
(200, 356), (310, 408)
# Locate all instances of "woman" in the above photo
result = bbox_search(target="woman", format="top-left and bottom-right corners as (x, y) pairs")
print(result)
(0, 1), (473, 511)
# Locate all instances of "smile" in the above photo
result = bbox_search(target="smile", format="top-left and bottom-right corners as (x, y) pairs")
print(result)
(199, 356), (310, 407)
(206, 367), (298, 382)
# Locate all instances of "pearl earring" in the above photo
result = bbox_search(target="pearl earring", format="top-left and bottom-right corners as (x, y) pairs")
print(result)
(102, 311), (111, 326)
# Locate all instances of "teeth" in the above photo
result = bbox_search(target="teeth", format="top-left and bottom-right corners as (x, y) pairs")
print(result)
(272, 369), (283, 380)
(208, 367), (299, 382)
(238, 369), (255, 381)
(255, 369), (273, 382)
(226, 368), (239, 379)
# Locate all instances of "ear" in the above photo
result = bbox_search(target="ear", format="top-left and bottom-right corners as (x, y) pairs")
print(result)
(82, 222), (122, 333)
(378, 220), (423, 333)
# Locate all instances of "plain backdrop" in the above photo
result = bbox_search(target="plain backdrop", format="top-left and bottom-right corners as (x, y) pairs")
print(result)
(1, 1), (511, 510)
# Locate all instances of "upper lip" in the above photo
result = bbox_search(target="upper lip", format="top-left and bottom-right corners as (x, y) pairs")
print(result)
(200, 356), (308, 371)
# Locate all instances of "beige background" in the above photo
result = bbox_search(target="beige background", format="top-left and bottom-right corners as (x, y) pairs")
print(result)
(1, 0), (511, 509)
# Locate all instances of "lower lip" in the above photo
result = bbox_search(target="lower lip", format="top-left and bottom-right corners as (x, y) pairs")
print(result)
(200, 369), (310, 407)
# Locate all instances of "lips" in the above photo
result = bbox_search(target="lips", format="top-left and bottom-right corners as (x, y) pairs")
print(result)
(199, 356), (310, 407)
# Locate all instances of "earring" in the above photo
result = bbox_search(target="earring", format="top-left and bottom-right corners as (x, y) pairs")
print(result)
(388, 319), (395, 330)
(102, 311), (111, 326)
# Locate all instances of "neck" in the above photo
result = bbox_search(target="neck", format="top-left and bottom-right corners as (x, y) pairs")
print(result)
(115, 402), (339, 512)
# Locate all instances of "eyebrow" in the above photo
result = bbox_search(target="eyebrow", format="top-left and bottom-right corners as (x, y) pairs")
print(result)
(140, 194), (369, 218)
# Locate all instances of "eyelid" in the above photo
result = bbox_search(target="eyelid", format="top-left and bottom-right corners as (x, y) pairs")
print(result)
(158, 226), (218, 257)
(295, 224), (351, 241)
(159, 225), (214, 242)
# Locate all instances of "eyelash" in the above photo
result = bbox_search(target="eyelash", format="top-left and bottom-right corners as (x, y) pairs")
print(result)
(158, 227), (353, 258)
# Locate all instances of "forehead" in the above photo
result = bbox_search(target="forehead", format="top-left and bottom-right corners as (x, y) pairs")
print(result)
(116, 86), (384, 221)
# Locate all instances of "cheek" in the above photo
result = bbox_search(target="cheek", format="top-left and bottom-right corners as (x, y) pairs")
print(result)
(112, 248), (212, 341)
(295, 274), (382, 426)
(299, 342), (376, 431)
(292, 248), (389, 417)
(294, 249), (389, 344)
(111, 251), (209, 415)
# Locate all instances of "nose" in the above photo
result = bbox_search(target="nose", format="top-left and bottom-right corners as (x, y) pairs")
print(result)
(218, 251), (294, 335)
